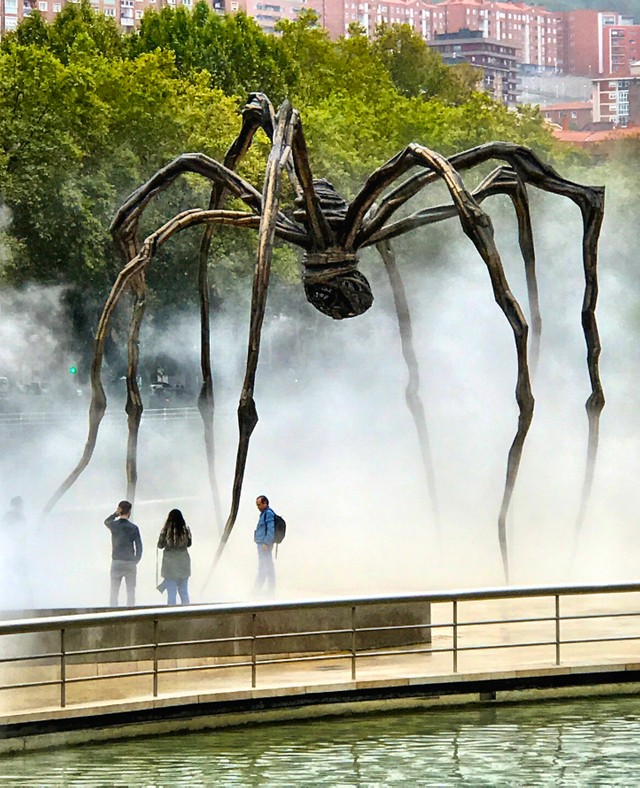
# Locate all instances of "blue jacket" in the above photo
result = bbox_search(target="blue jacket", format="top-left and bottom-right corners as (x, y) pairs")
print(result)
(254, 507), (275, 545)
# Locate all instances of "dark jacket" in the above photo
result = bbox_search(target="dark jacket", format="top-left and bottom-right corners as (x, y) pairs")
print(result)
(158, 526), (192, 580)
(104, 514), (143, 563)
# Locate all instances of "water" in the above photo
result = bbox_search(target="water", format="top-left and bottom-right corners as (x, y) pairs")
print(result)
(3, 695), (640, 785)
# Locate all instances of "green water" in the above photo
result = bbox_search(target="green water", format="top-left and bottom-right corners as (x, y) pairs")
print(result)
(3, 695), (640, 785)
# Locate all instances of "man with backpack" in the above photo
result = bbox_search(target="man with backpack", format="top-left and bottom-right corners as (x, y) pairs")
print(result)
(253, 495), (277, 595)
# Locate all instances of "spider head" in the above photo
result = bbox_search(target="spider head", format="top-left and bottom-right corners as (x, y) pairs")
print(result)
(302, 252), (373, 320)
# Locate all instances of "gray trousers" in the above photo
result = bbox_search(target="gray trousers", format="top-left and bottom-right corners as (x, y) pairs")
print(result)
(110, 560), (137, 607)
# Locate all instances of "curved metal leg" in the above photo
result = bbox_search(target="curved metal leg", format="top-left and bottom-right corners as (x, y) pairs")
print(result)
(376, 239), (440, 530)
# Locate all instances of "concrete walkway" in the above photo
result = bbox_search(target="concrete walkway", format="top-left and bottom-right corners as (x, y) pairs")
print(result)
(1, 595), (640, 753)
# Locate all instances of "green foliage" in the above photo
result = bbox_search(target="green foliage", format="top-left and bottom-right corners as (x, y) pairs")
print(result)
(373, 23), (476, 104)
(2, 0), (125, 62)
(128, 4), (293, 101)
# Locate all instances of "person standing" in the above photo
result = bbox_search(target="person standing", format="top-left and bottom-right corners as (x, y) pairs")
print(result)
(2, 496), (25, 527)
(1, 496), (32, 608)
(104, 500), (142, 607)
(157, 509), (192, 605)
(253, 495), (275, 595)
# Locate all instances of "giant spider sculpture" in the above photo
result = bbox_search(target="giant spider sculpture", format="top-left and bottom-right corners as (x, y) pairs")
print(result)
(45, 93), (605, 580)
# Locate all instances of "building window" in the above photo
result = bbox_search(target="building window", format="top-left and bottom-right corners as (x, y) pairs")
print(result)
(38, 0), (47, 8)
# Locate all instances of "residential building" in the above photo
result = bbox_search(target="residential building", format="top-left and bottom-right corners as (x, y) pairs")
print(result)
(1, 0), (221, 34)
(602, 23), (640, 76)
(429, 28), (518, 103)
(541, 101), (592, 130)
(235, 0), (324, 34)
(592, 74), (640, 125)
(560, 9), (636, 77)
(440, 0), (560, 70)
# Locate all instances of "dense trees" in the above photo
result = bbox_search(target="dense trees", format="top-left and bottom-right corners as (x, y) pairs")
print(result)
(0, 1), (559, 330)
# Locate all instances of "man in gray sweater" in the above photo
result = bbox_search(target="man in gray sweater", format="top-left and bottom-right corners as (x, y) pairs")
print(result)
(104, 500), (143, 606)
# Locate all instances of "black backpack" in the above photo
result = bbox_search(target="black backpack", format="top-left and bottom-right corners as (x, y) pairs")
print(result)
(273, 513), (286, 544)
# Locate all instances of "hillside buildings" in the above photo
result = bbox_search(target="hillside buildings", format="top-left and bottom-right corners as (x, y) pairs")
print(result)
(4, 0), (640, 127)
(428, 29), (518, 103)
(4, 0), (640, 82)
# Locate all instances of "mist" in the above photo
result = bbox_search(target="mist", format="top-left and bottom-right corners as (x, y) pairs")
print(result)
(1, 168), (639, 611)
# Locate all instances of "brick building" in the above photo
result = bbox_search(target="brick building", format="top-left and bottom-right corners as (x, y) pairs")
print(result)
(592, 74), (640, 124)
(442, 0), (560, 70)
(236, 0), (324, 34)
(541, 101), (592, 130)
(335, 0), (446, 41)
(602, 22), (640, 76)
(560, 9), (638, 77)
(0, 0), (220, 34)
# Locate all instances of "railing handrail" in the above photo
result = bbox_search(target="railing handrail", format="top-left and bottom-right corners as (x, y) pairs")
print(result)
(0, 406), (204, 426)
(3, 581), (640, 636)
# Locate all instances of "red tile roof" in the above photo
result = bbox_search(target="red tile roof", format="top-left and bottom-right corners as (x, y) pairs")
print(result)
(552, 126), (640, 145)
(541, 102), (592, 111)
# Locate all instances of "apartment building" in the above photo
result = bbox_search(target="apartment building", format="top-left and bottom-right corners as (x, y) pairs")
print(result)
(8, 0), (350, 36)
(602, 23), (640, 76)
(0, 0), (225, 34)
(235, 0), (324, 33)
(592, 74), (640, 124)
(443, 0), (559, 70)
(429, 28), (517, 103)
(560, 9), (639, 77)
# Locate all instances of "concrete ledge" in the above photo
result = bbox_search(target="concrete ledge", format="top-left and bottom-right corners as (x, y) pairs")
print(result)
(2, 664), (640, 754)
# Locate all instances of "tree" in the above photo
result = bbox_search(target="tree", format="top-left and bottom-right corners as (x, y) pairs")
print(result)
(373, 23), (476, 104)
(1, 0), (125, 63)
(128, 4), (294, 101)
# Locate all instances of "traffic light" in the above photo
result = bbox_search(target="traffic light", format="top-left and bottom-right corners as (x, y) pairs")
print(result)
(69, 365), (77, 375)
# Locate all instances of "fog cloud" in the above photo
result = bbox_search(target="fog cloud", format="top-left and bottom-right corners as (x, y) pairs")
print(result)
(1, 166), (639, 610)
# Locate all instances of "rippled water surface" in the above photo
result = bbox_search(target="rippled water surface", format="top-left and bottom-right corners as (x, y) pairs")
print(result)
(4, 695), (640, 785)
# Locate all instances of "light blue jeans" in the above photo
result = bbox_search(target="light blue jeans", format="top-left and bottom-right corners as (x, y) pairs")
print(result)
(110, 560), (137, 607)
(254, 544), (275, 595)
(164, 578), (190, 606)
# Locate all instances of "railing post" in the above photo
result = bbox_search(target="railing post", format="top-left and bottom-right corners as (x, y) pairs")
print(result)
(60, 628), (66, 708)
(555, 594), (561, 666)
(153, 619), (159, 698)
(452, 600), (458, 674)
(251, 612), (257, 689)
(350, 606), (357, 681)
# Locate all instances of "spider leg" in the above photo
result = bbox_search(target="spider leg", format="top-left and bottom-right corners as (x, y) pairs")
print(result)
(366, 167), (542, 376)
(450, 146), (605, 538)
(197, 94), (278, 534)
(352, 144), (603, 505)
(194, 95), (322, 534)
(352, 144), (533, 579)
(203, 102), (296, 573)
(44, 210), (267, 513)
(376, 239), (440, 528)
(289, 112), (334, 249)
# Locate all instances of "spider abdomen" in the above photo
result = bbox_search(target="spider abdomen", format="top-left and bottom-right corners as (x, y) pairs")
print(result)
(302, 251), (373, 320)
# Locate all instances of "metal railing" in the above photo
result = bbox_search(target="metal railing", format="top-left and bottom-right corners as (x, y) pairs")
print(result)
(1, 582), (640, 713)
(0, 407), (202, 427)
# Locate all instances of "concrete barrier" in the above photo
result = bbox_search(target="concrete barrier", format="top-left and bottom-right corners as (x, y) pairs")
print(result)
(1, 601), (432, 663)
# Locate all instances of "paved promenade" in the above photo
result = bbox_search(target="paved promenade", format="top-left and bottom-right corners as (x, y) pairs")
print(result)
(1, 593), (640, 753)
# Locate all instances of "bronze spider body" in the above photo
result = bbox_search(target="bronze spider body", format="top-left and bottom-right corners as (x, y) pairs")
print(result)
(46, 93), (605, 581)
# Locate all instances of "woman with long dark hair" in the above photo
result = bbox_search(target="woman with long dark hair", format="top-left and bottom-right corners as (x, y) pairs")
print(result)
(157, 509), (192, 605)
